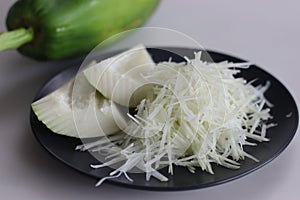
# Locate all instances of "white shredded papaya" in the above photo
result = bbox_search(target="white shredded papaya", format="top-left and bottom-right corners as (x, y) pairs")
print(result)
(76, 51), (274, 185)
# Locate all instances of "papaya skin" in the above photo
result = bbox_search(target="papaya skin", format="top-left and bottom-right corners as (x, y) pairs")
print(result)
(5, 0), (160, 60)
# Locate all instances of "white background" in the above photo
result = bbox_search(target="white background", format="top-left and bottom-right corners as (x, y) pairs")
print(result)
(0, 0), (299, 199)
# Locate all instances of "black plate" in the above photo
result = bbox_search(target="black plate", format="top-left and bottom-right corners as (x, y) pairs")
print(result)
(30, 47), (298, 191)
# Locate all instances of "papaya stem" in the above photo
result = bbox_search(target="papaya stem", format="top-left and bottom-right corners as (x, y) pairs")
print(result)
(0, 28), (33, 51)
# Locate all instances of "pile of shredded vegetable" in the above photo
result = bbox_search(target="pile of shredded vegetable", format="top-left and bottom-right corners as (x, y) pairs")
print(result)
(76, 52), (275, 186)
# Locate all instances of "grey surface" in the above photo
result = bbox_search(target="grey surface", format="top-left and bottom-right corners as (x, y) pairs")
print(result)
(0, 0), (299, 199)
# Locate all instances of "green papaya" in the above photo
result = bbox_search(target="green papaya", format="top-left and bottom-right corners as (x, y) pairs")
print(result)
(0, 0), (159, 60)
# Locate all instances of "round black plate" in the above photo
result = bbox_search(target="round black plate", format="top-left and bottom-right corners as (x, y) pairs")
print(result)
(30, 47), (298, 191)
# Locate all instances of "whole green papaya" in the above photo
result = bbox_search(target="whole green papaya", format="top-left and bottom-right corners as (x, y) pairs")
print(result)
(0, 0), (159, 60)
